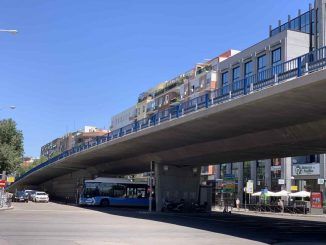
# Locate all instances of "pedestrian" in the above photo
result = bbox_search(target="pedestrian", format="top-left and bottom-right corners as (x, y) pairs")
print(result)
(236, 198), (240, 210)
(278, 199), (284, 213)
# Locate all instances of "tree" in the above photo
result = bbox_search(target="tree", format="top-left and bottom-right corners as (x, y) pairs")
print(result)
(16, 156), (47, 176)
(0, 119), (24, 174)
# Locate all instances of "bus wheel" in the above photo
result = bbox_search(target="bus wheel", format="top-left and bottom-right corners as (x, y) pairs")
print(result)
(100, 199), (110, 207)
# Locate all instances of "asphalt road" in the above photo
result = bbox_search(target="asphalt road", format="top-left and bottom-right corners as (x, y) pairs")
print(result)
(0, 202), (326, 245)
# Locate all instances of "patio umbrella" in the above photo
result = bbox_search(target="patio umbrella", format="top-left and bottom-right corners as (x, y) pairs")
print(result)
(252, 191), (262, 196)
(252, 191), (276, 197)
(270, 190), (290, 197)
(289, 191), (311, 198)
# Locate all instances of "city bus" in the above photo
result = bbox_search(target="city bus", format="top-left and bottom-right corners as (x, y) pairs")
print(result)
(79, 177), (151, 207)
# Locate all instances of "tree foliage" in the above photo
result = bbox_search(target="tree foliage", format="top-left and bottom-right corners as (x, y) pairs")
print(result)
(0, 119), (24, 173)
(17, 156), (47, 176)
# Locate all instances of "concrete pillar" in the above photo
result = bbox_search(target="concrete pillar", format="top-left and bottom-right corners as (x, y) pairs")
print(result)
(319, 154), (326, 194)
(155, 163), (200, 212)
(316, 0), (326, 48)
(264, 159), (272, 190)
(250, 161), (257, 191)
(281, 157), (292, 192)
(237, 162), (244, 200)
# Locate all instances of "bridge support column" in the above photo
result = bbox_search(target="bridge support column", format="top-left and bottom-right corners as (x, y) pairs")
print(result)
(281, 157), (292, 192)
(155, 164), (200, 212)
(319, 154), (326, 201)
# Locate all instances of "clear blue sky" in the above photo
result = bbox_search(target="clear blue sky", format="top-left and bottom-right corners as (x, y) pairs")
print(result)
(0, 0), (312, 157)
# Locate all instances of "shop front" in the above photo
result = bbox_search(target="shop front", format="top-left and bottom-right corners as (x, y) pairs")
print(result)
(292, 163), (320, 192)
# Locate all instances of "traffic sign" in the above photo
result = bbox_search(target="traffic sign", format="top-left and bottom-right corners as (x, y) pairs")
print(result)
(6, 176), (15, 183)
(0, 180), (6, 188)
(246, 180), (254, 194)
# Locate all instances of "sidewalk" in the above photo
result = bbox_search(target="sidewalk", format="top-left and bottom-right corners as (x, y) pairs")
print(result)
(0, 206), (13, 211)
(212, 206), (326, 221)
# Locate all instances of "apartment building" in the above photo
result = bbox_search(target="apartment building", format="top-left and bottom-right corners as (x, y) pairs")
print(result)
(110, 106), (137, 132)
(40, 126), (107, 159)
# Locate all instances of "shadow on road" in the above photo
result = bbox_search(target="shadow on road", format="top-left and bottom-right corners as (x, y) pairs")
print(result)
(77, 205), (326, 244)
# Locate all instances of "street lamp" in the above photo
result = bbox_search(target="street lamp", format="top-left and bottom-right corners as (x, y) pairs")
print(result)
(0, 29), (18, 35)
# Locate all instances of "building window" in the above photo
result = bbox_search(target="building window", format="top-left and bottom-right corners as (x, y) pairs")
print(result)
(272, 48), (281, 65)
(244, 61), (253, 78)
(232, 67), (240, 82)
(272, 48), (282, 74)
(221, 71), (228, 86)
(257, 55), (267, 81)
(257, 55), (267, 72)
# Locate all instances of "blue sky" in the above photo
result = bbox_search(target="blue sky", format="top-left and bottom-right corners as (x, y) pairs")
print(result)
(0, 0), (312, 157)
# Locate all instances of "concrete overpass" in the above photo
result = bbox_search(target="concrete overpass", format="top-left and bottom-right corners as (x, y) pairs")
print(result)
(9, 54), (326, 210)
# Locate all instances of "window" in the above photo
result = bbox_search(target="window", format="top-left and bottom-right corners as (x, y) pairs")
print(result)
(257, 55), (266, 72)
(272, 48), (281, 65)
(272, 48), (282, 74)
(165, 94), (169, 104)
(244, 61), (253, 78)
(256, 161), (265, 190)
(257, 55), (267, 81)
(222, 71), (228, 86)
(232, 67), (240, 82)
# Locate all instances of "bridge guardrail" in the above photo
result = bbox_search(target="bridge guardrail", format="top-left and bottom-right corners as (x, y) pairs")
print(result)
(14, 46), (326, 185)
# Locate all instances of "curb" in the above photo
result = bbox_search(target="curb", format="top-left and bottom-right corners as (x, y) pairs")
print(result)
(0, 206), (14, 211)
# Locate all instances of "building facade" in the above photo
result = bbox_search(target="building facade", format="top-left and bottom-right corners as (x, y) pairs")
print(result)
(110, 106), (137, 132)
(40, 126), (107, 159)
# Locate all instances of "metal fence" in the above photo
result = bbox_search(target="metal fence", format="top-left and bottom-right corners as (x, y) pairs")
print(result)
(15, 45), (326, 185)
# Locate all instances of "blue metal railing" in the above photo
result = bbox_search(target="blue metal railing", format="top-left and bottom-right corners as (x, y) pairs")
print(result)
(14, 46), (326, 184)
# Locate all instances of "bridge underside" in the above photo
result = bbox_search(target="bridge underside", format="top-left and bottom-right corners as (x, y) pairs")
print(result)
(10, 70), (326, 203)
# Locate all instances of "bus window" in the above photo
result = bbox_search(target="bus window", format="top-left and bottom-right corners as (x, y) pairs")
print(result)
(84, 182), (100, 198)
(112, 185), (126, 198)
(136, 188), (146, 198)
(99, 183), (113, 196)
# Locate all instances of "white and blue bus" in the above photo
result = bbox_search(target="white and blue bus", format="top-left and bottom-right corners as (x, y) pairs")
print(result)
(79, 177), (151, 207)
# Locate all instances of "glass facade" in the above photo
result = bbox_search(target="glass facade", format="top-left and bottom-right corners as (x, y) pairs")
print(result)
(256, 160), (265, 190)
(271, 158), (282, 191)
(270, 10), (315, 37)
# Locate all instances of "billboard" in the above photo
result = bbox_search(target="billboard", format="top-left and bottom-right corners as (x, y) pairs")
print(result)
(311, 192), (323, 209)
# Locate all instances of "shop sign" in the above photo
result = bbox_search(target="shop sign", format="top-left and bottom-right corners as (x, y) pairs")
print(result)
(0, 180), (6, 188)
(223, 174), (236, 193)
(318, 178), (325, 185)
(246, 180), (254, 194)
(291, 185), (298, 191)
(6, 176), (15, 183)
(278, 179), (285, 185)
(293, 163), (320, 176)
(271, 166), (281, 172)
(311, 192), (323, 209)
